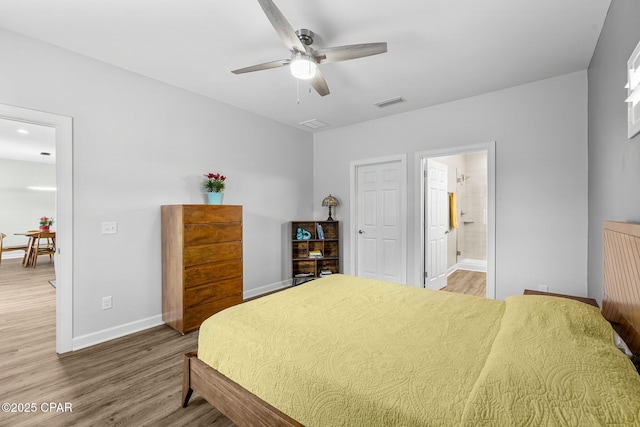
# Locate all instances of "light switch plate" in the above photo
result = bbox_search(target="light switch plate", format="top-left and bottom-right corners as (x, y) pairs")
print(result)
(101, 221), (117, 235)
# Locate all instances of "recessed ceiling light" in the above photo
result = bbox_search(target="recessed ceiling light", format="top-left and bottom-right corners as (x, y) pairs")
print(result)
(17, 129), (29, 134)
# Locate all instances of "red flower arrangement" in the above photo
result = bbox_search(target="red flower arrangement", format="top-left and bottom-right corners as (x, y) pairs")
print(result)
(39, 216), (54, 227)
(203, 173), (226, 193)
(39, 216), (54, 232)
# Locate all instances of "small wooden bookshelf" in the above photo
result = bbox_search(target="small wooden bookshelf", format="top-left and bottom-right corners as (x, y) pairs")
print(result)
(291, 220), (339, 285)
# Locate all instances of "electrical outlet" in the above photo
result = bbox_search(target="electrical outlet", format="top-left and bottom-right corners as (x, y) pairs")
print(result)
(102, 296), (113, 310)
(101, 221), (117, 235)
(538, 284), (548, 292)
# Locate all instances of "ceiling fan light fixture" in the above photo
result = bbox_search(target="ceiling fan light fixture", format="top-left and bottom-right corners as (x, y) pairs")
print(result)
(290, 53), (317, 80)
(231, 0), (387, 97)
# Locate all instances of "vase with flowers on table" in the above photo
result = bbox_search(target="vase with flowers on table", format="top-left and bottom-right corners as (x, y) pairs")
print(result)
(39, 216), (54, 232)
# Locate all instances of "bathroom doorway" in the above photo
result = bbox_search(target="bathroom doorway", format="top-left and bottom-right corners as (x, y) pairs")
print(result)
(451, 152), (488, 273)
(416, 142), (495, 299)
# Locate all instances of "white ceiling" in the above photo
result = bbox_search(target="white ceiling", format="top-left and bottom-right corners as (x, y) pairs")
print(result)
(0, 0), (611, 134)
(0, 118), (55, 163)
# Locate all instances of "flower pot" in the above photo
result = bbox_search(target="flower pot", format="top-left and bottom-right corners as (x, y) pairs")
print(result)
(207, 192), (224, 205)
(39, 226), (50, 232)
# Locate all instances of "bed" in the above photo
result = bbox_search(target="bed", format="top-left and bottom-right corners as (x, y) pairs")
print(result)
(182, 221), (640, 426)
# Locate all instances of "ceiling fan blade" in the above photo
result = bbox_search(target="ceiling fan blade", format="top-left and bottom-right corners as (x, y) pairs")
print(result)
(315, 42), (387, 64)
(257, 0), (307, 53)
(309, 68), (330, 97)
(231, 59), (290, 74)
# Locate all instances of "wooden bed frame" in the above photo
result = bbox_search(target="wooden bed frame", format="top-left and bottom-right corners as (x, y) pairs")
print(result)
(182, 351), (302, 426)
(602, 221), (640, 361)
(182, 221), (640, 426)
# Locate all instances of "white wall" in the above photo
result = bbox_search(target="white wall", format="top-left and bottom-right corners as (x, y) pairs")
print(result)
(314, 71), (588, 300)
(0, 159), (56, 248)
(587, 0), (640, 302)
(0, 28), (313, 343)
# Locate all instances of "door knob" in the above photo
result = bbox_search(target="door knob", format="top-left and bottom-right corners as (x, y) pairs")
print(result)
(358, 230), (365, 234)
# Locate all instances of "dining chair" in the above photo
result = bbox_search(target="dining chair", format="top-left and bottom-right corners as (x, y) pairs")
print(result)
(32, 232), (56, 268)
(1, 232), (31, 266)
(20, 232), (39, 267)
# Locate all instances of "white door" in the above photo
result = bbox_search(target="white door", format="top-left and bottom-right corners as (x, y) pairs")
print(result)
(425, 159), (448, 289)
(356, 161), (403, 283)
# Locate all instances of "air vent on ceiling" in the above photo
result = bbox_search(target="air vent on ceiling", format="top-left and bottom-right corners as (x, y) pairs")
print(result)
(299, 119), (328, 129)
(374, 96), (407, 108)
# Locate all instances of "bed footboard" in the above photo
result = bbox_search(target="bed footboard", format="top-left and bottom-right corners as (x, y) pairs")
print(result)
(182, 352), (303, 427)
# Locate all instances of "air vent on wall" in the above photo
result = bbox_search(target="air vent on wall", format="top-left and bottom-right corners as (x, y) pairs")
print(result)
(299, 119), (328, 129)
(374, 96), (406, 108)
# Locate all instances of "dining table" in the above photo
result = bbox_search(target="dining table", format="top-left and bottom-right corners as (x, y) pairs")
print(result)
(14, 231), (55, 267)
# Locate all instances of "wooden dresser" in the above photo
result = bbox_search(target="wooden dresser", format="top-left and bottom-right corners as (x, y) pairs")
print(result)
(161, 205), (243, 334)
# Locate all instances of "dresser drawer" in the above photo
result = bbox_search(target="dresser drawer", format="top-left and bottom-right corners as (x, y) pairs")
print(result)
(183, 294), (243, 332)
(184, 277), (242, 309)
(183, 241), (242, 267)
(184, 258), (242, 288)
(183, 205), (242, 224)
(184, 223), (241, 246)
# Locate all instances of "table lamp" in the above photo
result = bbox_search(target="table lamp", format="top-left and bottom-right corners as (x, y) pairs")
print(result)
(322, 194), (339, 221)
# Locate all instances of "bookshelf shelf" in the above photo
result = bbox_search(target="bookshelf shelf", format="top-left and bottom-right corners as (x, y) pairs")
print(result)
(291, 221), (340, 285)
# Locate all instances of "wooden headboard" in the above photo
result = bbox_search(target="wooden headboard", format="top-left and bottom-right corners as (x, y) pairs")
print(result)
(602, 221), (640, 357)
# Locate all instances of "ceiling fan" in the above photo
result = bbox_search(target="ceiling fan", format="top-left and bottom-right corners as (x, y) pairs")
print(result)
(231, 0), (387, 97)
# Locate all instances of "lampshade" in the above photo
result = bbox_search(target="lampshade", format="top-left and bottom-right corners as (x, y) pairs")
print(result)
(322, 194), (338, 207)
(290, 53), (317, 80)
(322, 194), (338, 221)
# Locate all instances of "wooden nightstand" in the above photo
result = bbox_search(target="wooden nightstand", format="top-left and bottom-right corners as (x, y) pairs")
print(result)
(523, 289), (599, 308)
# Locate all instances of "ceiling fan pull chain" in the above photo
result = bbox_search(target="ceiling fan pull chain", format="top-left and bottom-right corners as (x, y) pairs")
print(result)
(296, 79), (301, 104)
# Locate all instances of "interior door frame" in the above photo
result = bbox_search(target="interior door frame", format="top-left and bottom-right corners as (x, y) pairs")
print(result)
(0, 103), (73, 353)
(415, 142), (496, 299)
(349, 154), (407, 284)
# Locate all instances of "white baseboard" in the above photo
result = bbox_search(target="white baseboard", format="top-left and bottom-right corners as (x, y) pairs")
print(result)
(448, 259), (487, 274)
(72, 314), (164, 351)
(1, 252), (25, 260)
(457, 258), (487, 273)
(71, 280), (292, 351)
(243, 279), (291, 300)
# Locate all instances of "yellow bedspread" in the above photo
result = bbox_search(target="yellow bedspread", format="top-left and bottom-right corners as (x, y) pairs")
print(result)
(198, 275), (640, 426)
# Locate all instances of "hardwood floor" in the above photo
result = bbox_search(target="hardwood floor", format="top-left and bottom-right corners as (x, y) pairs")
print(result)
(440, 269), (486, 297)
(0, 259), (486, 426)
(0, 258), (233, 427)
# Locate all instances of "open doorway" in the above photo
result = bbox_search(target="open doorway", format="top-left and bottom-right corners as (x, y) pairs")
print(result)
(0, 118), (57, 252)
(415, 142), (495, 299)
(435, 152), (487, 296)
(0, 104), (73, 353)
